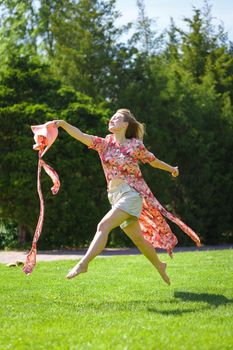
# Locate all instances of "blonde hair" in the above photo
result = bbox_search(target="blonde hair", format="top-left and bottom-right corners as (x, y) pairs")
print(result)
(117, 108), (146, 140)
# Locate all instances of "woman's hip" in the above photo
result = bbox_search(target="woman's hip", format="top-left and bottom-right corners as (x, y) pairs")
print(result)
(107, 182), (143, 218)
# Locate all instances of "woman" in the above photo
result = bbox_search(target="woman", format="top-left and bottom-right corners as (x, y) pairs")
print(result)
(54, 109), (201, 285)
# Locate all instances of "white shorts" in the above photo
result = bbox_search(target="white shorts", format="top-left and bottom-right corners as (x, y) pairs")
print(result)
(107, 182), (143, 229)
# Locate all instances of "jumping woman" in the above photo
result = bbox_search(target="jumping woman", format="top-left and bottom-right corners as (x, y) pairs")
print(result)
(54, 109), (201, 286)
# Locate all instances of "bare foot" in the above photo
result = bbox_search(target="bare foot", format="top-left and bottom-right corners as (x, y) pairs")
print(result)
(156, 262), (171, 286)
(66, 262), (88, 279)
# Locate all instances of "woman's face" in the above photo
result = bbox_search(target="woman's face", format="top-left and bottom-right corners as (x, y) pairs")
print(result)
(108, 112), (128, 133)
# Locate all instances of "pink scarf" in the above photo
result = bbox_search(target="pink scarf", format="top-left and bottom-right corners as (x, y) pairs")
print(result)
(23, 135), (60, 275)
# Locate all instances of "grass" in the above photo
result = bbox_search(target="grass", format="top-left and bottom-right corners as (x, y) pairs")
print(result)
(0, 250), (233, 350)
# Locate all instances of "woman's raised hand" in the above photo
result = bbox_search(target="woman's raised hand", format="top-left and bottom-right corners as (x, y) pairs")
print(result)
(53, 120), (66, 128)
(171, 166), (179, 177)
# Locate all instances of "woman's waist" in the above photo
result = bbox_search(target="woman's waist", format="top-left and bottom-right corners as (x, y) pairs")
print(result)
(107, 178), (130, 193)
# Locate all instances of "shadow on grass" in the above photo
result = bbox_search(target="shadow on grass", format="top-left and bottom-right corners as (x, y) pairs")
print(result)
(147, 291), (233, 316)
(174, 291), (233, 307)
(41, 291), (233, 317)
(34, 279), (233, 316)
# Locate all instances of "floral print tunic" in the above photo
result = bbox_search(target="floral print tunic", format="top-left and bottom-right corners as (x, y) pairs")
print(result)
(88, 133), (201, 258)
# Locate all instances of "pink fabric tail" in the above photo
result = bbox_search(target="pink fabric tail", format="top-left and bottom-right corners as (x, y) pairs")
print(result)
(23, 151), (60, 275)
(148, 195), (202, 248)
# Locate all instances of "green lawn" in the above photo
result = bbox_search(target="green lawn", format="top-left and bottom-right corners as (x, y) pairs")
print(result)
(0, 250), (232, 350)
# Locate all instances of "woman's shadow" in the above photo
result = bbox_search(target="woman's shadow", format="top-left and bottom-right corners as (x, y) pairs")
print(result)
(147, 291), (233, 315)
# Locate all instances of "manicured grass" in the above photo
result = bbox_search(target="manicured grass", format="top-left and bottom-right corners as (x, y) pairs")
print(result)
(0, 250), (233, 350)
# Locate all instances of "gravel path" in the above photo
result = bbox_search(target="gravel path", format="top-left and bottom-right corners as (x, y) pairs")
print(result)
(0, 245), (232, 265)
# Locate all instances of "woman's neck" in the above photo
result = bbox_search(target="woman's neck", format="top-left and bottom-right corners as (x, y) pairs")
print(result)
(113, 132), (127, 145)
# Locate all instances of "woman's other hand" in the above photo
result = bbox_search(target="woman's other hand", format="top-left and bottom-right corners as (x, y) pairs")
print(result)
(171, 166), (179, 177)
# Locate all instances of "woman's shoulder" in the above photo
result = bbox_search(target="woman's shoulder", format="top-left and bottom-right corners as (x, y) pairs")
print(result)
(105, 134), (112, 140)
(129, 137), (143, 147)
(104, 134), (114, 144)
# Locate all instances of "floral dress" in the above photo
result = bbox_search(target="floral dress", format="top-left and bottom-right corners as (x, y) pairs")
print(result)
(88, 133), (202, 258)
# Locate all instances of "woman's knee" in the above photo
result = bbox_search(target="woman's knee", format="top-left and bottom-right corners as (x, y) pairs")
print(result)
(97, 221), (111, 234)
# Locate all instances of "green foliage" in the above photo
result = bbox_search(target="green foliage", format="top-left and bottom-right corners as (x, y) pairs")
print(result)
(116, 4), (233, 245)
(0, 219), (18, 249)
(0, 0), (232, 248)
(0, 0), (37, 61)
(0, 54), (60, 107)
(45, 0), (133, 101)
(0, 53), (112, 249)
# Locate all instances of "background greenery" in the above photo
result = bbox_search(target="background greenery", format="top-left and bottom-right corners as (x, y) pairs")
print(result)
(0, 0), (232, 249)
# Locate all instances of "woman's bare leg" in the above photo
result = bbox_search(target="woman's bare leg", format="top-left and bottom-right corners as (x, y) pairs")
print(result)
(122, 221), (171, 285)
(66, 207), (131, 279)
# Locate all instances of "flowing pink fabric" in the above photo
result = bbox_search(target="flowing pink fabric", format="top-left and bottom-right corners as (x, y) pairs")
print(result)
(23, 138), (60, 275)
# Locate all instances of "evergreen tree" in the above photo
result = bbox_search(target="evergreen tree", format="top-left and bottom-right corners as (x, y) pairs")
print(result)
(0, 0), (37, 58)
(0, 53), (112, 248)
(46, 0), (132, 101)
(128, 0), (164, 56)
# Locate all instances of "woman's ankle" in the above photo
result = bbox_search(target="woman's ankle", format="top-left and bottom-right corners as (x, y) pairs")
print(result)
(155, 261), (165, 270)
(78, 260), (88, 269)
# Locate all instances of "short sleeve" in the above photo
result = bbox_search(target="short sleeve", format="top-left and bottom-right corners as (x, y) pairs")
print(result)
(134, 140), (157, 164)
(88, 135), (107, 153)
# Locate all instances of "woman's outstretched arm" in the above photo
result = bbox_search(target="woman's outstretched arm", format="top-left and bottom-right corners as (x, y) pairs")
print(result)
(54, 120), (93, 147)
(150, 159), (179, 177)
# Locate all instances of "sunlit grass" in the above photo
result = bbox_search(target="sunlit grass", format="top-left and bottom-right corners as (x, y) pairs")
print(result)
(0, 250), (232, 350)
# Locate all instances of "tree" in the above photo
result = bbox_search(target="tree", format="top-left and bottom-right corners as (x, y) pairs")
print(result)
(45, 0), (132, 102)
(128, 0), (164, 56)
(0, 53), (113, 248)
(116, 3), (233, 245)
(0, 0), (38, 59)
